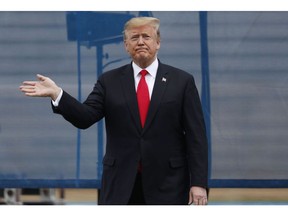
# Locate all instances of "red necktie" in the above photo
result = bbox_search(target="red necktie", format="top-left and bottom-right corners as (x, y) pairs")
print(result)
(137, 70), (150, 128)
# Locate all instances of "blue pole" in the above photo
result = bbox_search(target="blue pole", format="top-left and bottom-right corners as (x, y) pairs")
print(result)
(199, 12), (212, 180)
(96, 45), (104, 180)
(76, 13), (82, 186)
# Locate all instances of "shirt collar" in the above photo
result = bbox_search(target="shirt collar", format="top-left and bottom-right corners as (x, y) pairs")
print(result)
(133, 58), (159, 79)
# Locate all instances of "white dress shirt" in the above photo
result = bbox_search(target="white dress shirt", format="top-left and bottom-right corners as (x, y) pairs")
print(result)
(133, 58), (158, 99)
(52, 58), (159, 106)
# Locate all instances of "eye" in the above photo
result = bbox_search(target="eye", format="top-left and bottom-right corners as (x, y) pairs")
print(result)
(130, 35), (139, 41)
(143, 35), (151, 40)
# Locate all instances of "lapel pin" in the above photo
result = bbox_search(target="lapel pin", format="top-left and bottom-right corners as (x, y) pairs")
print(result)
(162, 77), (167, 82)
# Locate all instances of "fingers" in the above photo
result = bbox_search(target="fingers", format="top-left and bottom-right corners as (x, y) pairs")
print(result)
(19, 74), (45, 89)
(188, 197), (208, 205)
(194, 196), (208, 205)
(19, 85), (37, 96)
(189, 196), (208, 205)
(20, 81), (37, 86)
(19, 81), (36, 92)
(19, 74), (44, 93)
(20, 85), (35, 91)
(188, 193), (193, 205)
(19, 79), (39, 96)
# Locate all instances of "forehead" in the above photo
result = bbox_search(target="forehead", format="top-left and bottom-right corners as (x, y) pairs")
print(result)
(126, 25), (156, 35)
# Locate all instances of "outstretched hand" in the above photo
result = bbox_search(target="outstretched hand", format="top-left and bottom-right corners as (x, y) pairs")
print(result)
(19, 74), (61, 101)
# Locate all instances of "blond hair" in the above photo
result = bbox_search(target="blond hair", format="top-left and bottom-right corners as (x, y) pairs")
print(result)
(123, 17), (160, 41)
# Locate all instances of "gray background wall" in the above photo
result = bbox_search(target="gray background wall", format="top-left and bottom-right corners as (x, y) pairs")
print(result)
(0, 11), (288, 187)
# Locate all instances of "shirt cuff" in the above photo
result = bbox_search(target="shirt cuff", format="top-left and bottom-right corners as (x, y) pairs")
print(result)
(51, 88), (63, 107)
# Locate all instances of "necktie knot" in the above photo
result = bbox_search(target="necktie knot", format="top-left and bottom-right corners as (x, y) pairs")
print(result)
(140, 70), (148, 77)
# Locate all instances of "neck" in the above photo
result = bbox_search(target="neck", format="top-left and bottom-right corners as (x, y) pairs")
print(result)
(134, 57), (157, 69)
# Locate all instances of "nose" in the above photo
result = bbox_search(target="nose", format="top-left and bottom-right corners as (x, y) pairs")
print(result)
(137, 36), (145, 45)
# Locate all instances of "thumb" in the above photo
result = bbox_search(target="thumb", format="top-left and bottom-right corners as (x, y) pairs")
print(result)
(37, 74), (46, 82)
(188, 190), (193, 205)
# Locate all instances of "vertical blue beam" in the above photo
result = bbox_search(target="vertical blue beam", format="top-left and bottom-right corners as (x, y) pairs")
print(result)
(199, 12), (212, 180)
(76, 13), (82, 186)
(96, 45), (104, 179)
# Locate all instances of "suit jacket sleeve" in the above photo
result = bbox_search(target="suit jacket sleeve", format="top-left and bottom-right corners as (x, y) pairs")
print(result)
(52, 77), (105, 129)
(183, 76), (208, 188)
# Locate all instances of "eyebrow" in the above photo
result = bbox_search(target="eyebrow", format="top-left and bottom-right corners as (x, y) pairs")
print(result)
(130, 32), (151, 37)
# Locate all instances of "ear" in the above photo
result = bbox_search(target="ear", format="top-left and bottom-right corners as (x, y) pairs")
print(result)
(156, 40), (161, 51)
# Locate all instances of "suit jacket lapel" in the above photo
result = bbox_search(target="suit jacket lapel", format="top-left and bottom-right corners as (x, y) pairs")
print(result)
(120, 65), (142, 133)
(143, 64), (169, 134)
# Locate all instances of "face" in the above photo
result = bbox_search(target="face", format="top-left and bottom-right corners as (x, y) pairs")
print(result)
(124, 25), (160, 68)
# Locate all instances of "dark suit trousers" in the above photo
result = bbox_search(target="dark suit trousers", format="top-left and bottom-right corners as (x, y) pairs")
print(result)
(128, 172), (146, 205)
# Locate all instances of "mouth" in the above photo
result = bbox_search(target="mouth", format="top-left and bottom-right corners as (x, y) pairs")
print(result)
(136, 48), (148, 52)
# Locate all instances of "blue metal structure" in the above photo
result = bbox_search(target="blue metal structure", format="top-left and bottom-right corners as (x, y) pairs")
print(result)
(199, 11), (211, 180)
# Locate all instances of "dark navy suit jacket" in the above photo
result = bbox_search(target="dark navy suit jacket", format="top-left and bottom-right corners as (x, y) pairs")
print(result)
(53, 61), (208, 204)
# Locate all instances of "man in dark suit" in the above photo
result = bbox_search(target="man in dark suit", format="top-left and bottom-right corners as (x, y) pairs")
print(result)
(20, 17), (208, 205)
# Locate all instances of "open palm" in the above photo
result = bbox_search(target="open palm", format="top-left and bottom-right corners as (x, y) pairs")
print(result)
(19, 74), (61, 100)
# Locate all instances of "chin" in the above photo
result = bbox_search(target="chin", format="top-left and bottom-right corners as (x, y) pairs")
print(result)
(135, 53), (149, 60)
